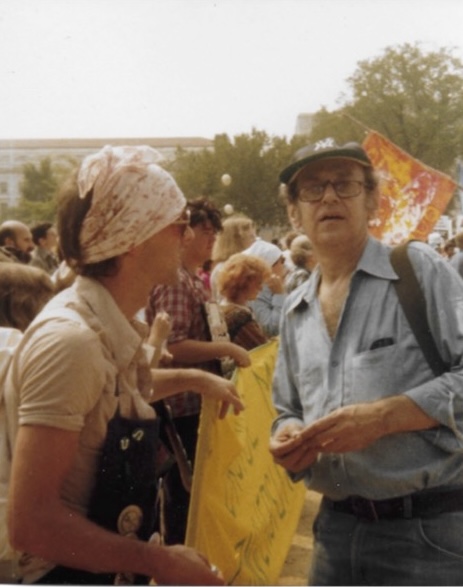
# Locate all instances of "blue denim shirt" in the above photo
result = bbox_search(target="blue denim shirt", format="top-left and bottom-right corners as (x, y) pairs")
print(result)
(272, 237), (463, 500)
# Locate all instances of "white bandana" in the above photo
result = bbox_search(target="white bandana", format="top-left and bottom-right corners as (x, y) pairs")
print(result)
(77, 145), (186, 263)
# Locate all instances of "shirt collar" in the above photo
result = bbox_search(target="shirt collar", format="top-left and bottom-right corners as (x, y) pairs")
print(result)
(73, 276), (144, 371)
(286, 236), (398, 313)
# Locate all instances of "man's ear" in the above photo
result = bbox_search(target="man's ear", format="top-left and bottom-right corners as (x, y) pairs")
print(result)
(287, 202), (302, 231)
(4, 236), (15, 248)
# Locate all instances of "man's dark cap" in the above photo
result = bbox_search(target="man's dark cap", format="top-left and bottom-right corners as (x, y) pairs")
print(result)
(279, 138), (372, 185)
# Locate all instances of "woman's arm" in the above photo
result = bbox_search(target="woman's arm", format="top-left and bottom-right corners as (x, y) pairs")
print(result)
(9, 424), (223, 585)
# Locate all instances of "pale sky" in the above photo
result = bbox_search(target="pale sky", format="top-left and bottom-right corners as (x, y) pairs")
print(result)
(1, 0), (463, 140)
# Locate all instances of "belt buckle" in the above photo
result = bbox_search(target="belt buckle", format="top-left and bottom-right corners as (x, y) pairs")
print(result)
(350, 497), (379, 522)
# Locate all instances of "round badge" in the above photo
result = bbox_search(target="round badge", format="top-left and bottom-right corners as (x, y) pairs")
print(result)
(117, 504), (143, 536)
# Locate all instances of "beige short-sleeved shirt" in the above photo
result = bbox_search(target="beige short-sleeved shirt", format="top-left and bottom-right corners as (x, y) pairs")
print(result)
(8, 277), (154, 513)
(5, 276), (156, 580)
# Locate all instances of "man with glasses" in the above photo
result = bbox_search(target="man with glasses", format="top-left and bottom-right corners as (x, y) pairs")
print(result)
(269, 139), (463, 585)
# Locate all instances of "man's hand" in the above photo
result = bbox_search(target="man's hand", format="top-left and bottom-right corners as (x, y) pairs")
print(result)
(297, 396), (438, 454)
(269, 422), (318, 473)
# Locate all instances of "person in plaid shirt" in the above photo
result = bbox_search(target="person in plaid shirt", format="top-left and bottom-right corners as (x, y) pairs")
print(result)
(146, 197), (250, 545)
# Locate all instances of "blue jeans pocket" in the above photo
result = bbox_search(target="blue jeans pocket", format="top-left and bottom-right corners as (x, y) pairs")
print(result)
(418, 512), (463, 561)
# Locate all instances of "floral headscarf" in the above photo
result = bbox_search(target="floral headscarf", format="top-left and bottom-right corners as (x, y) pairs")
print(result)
(77, 145), (186, 263)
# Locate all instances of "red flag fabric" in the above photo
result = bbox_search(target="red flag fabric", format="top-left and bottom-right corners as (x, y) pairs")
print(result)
(362, 131), (456, 244)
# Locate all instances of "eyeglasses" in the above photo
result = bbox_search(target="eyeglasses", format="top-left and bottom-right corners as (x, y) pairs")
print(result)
(297, 180), (365, 202)
(172, 209), (191, 235)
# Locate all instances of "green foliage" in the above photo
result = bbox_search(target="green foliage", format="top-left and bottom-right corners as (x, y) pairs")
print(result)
(9, 199), (57, 225)
(168, 129), (306, 230)
(309, 43), (463, 174)
(9, 156), (78, 224)
(20, 158), (58, 203)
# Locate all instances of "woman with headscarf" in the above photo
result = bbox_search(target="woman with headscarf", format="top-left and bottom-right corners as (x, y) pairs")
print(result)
(3, 146), (242, 585)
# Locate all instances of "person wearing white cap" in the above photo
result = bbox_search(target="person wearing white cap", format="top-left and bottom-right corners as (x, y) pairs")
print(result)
(4, 146), (242, 585)
(270, 139), (463, 586)
(243, 238), (288, 336)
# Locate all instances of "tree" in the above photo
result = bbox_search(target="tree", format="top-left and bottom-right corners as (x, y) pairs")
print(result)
(309, 43), (463, 174)
(10, 156), (77, 224)
(168, 129), (306, 230)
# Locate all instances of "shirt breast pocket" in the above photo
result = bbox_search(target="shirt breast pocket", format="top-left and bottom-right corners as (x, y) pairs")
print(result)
(351, 343), (401, 402)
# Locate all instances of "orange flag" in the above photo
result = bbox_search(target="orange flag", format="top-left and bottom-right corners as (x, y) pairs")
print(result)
(362, 131), (456, 244)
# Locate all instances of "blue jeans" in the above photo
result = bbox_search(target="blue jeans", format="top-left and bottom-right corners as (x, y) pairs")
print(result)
(309, 502), (463, 586)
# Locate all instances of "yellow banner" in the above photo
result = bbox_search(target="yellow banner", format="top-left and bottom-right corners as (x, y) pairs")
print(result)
(363, 131), (456, 244)
(185, 339), (306, 585)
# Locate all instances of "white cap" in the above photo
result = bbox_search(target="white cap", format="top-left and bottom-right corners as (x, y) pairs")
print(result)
(243, 238), (283, 267)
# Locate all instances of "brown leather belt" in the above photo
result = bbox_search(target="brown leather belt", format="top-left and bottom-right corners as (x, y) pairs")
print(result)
(322, 489), (463, 522)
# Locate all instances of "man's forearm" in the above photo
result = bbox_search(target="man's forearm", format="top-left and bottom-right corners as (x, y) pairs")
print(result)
(379, 394), (438, 436)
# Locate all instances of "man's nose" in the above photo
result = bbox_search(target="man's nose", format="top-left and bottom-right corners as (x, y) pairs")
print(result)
(321, 181), (339, 202)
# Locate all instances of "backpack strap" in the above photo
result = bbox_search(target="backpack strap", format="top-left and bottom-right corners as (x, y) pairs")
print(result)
(390, 242), (447, 376)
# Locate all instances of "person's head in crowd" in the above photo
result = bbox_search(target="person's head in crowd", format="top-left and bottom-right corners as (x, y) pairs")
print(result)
(183, 196), (222, 268)
(0, 264), (55, 331)
(443, 238), (457, 259)
(281, 230), (300, 251)
(290, 234), (316, 271)
(188, 197), (223, 232)
(211, 214), (256, 265)
(57, 145), (188, 290)
(181, 197), (222, 271)
(0, 220), (34, 263)
(244, 238), (287, 279)
(218, 253), (271, 305)
(31, 222), (58, 252)
(281, 140), (380, 248)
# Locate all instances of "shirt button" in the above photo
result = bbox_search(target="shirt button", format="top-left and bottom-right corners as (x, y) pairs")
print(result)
(331, 360), (339, 367)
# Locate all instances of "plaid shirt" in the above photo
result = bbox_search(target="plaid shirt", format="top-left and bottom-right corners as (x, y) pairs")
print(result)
(146, 267), (220, 417)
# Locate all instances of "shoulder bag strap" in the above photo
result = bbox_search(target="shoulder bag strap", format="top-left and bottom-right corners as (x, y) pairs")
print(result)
(390, 242), (447, 376)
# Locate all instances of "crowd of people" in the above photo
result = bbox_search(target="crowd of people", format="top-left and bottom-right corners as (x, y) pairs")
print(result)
(0, 139), (462, 586)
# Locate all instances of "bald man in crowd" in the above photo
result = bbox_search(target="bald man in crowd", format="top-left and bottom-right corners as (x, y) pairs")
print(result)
(0, 220), (34, 264)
